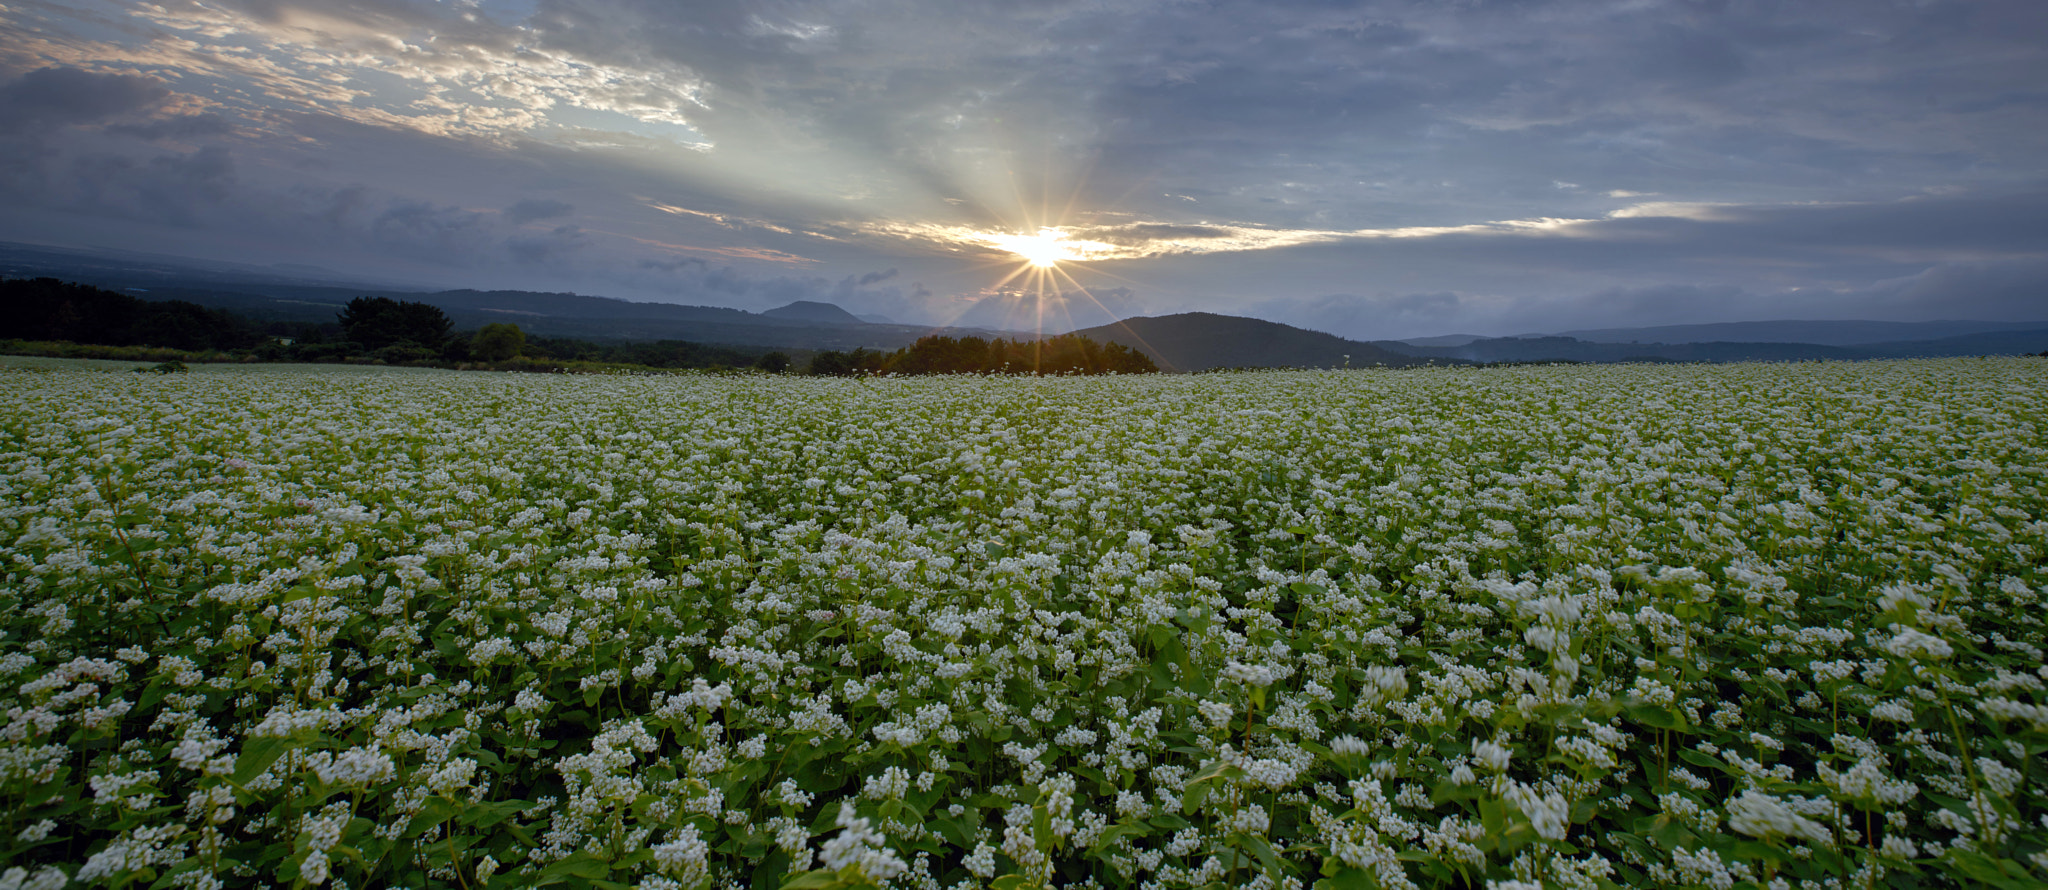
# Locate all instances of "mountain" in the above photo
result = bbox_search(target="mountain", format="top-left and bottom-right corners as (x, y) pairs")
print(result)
(12, 240), (2042, 370)
(0, 241), (967, 351)
(1374, 329), (2048, 364)
(1398, 333), (1488, 347)
(114, 285), (928, 349)
(1853, 327), (2048, 358)
(1374, 337), (1864, 364)
(761, 301), (868, 325)
(1069, 313), (1440, 372)
(1551, 319), (2048, 346)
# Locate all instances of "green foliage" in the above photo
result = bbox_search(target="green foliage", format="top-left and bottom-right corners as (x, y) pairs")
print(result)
(472, 323), (527, 362)
(0, 359), (2044, 889)
(337, 296), (455, 351)
(808, 333), (1157, 376)
(0, 279), (781, 373)
(0, 277), (261, 351)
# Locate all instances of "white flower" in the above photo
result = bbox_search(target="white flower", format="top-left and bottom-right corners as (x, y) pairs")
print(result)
(1503, 781), (1570, 841)
(1725, 789), (1829, 844)
(300, 849), (330, 886)
(1472, 740), (1513, 772)
(1817, 757), (1916, 806)
(817, 803), (907, 882)
(650, 825), (710, 885)
(0, 866), (69, 890)
(1883, 626), (1953, 660)
(313, 745), (396, 788)
(426, 758), (479, 796)
(1221, 661), (1280, 688)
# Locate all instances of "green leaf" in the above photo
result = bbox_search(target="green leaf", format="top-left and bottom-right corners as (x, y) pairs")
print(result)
(751, 848), (792, 890)
(533, 853), (615, 885)
(1089, 820), (1149, 853)
(1315, 867), (1377, 890)
(1241, 835), (1286, 876)
(231, 736), (293, 786)
(1636, 814), (1695, 851)
(932, 816), (976, 849)
(1945, 850), (2039, 889)
(1676, 749), (1729, 774)
(1623, 703), (1684, 730)
(407, 797), (461, 835)
(459, 799), (528, 829)
(778, 870), (850, 890)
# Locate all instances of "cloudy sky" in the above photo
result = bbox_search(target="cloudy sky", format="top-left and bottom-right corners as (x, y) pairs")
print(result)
(2, 0), (2044, 338)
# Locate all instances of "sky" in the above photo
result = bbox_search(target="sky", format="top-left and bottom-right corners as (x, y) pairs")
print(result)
(1, 0), (2045, 339)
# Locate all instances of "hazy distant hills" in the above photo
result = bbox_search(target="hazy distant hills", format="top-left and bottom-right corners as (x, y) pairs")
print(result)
(760, 301), (867, 325)
(1548, 319), (2048, 346)
(7, 240), (2045, 368)
(1070, 313), (1437, 371)
(1067, 313), (2044, 370)
(127, 284), (954, 350)
(1376, 337), (1861, 364)
(0, 241), (985, 351)
(1378, 325), (2048, 363)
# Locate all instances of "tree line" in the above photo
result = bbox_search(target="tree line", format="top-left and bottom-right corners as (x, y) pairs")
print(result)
(0, 277), (263, 352)
(2, 278), (1156, 375)
(0, 279), (785, 371)
(808, 333), (1157, 376)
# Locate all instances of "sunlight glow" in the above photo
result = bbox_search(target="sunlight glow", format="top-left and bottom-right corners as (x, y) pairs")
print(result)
(991, 228), (1080, 268)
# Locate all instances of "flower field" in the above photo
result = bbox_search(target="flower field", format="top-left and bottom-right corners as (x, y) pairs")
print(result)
(2, 358), (2045, 890)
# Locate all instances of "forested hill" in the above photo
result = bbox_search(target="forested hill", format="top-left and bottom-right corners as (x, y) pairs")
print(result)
(0, 278), (780, 371)
(1069, 313), (1441, 372)
(0, 277), (261, 352)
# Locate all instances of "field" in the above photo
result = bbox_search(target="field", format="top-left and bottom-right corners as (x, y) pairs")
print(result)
(2, 359), (2044, 890)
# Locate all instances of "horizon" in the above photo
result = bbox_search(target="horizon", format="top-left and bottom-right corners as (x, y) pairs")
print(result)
(6, 236), (2048, 349)
(2, 1), (2045, 338)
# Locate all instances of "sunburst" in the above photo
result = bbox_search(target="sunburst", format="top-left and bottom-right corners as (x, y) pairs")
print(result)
(989, 227), (1082, 269)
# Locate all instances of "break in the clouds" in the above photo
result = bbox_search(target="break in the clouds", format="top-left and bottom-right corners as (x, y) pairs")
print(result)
(2, 0), (2044, 337)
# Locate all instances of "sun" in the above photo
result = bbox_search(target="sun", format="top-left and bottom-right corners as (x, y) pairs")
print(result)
(994, 227), (1075, 268)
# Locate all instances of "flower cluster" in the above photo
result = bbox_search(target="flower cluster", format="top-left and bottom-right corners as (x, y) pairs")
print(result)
(0, 358), (2043, 888)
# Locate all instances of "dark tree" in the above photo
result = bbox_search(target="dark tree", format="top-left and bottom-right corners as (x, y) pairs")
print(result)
(472, 322), (526, 361)
(336, 297), (452, 351)
(859, 333), (1158, 375)
(0, 277), (258, 351)
(753, 351), (792, 373)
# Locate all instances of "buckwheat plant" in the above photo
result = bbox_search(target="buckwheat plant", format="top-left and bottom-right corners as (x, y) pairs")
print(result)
(1, 358), (2043, 889)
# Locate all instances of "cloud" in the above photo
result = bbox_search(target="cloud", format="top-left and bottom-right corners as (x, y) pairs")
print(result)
(619, 258), (939, 321)
(1851, 258), (2048, 320)
(943, 286), (1145, 333)
(1251, 257), (2048, 342)
(0, 67), (168, 128)
(1, 0), (2044, 337)
(504, 199), (574, 225)
(11, 0), (713, 144)
(1251, 291), (1470, 341)
(508, 224), (588, 265)
(5, 144), (239, 226)
(1069, 224), (1236, 247)
(107, 114), (237, 141)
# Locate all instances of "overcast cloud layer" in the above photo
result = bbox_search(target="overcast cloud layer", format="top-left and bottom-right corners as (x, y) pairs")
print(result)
(2, 0), (2044, 337)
